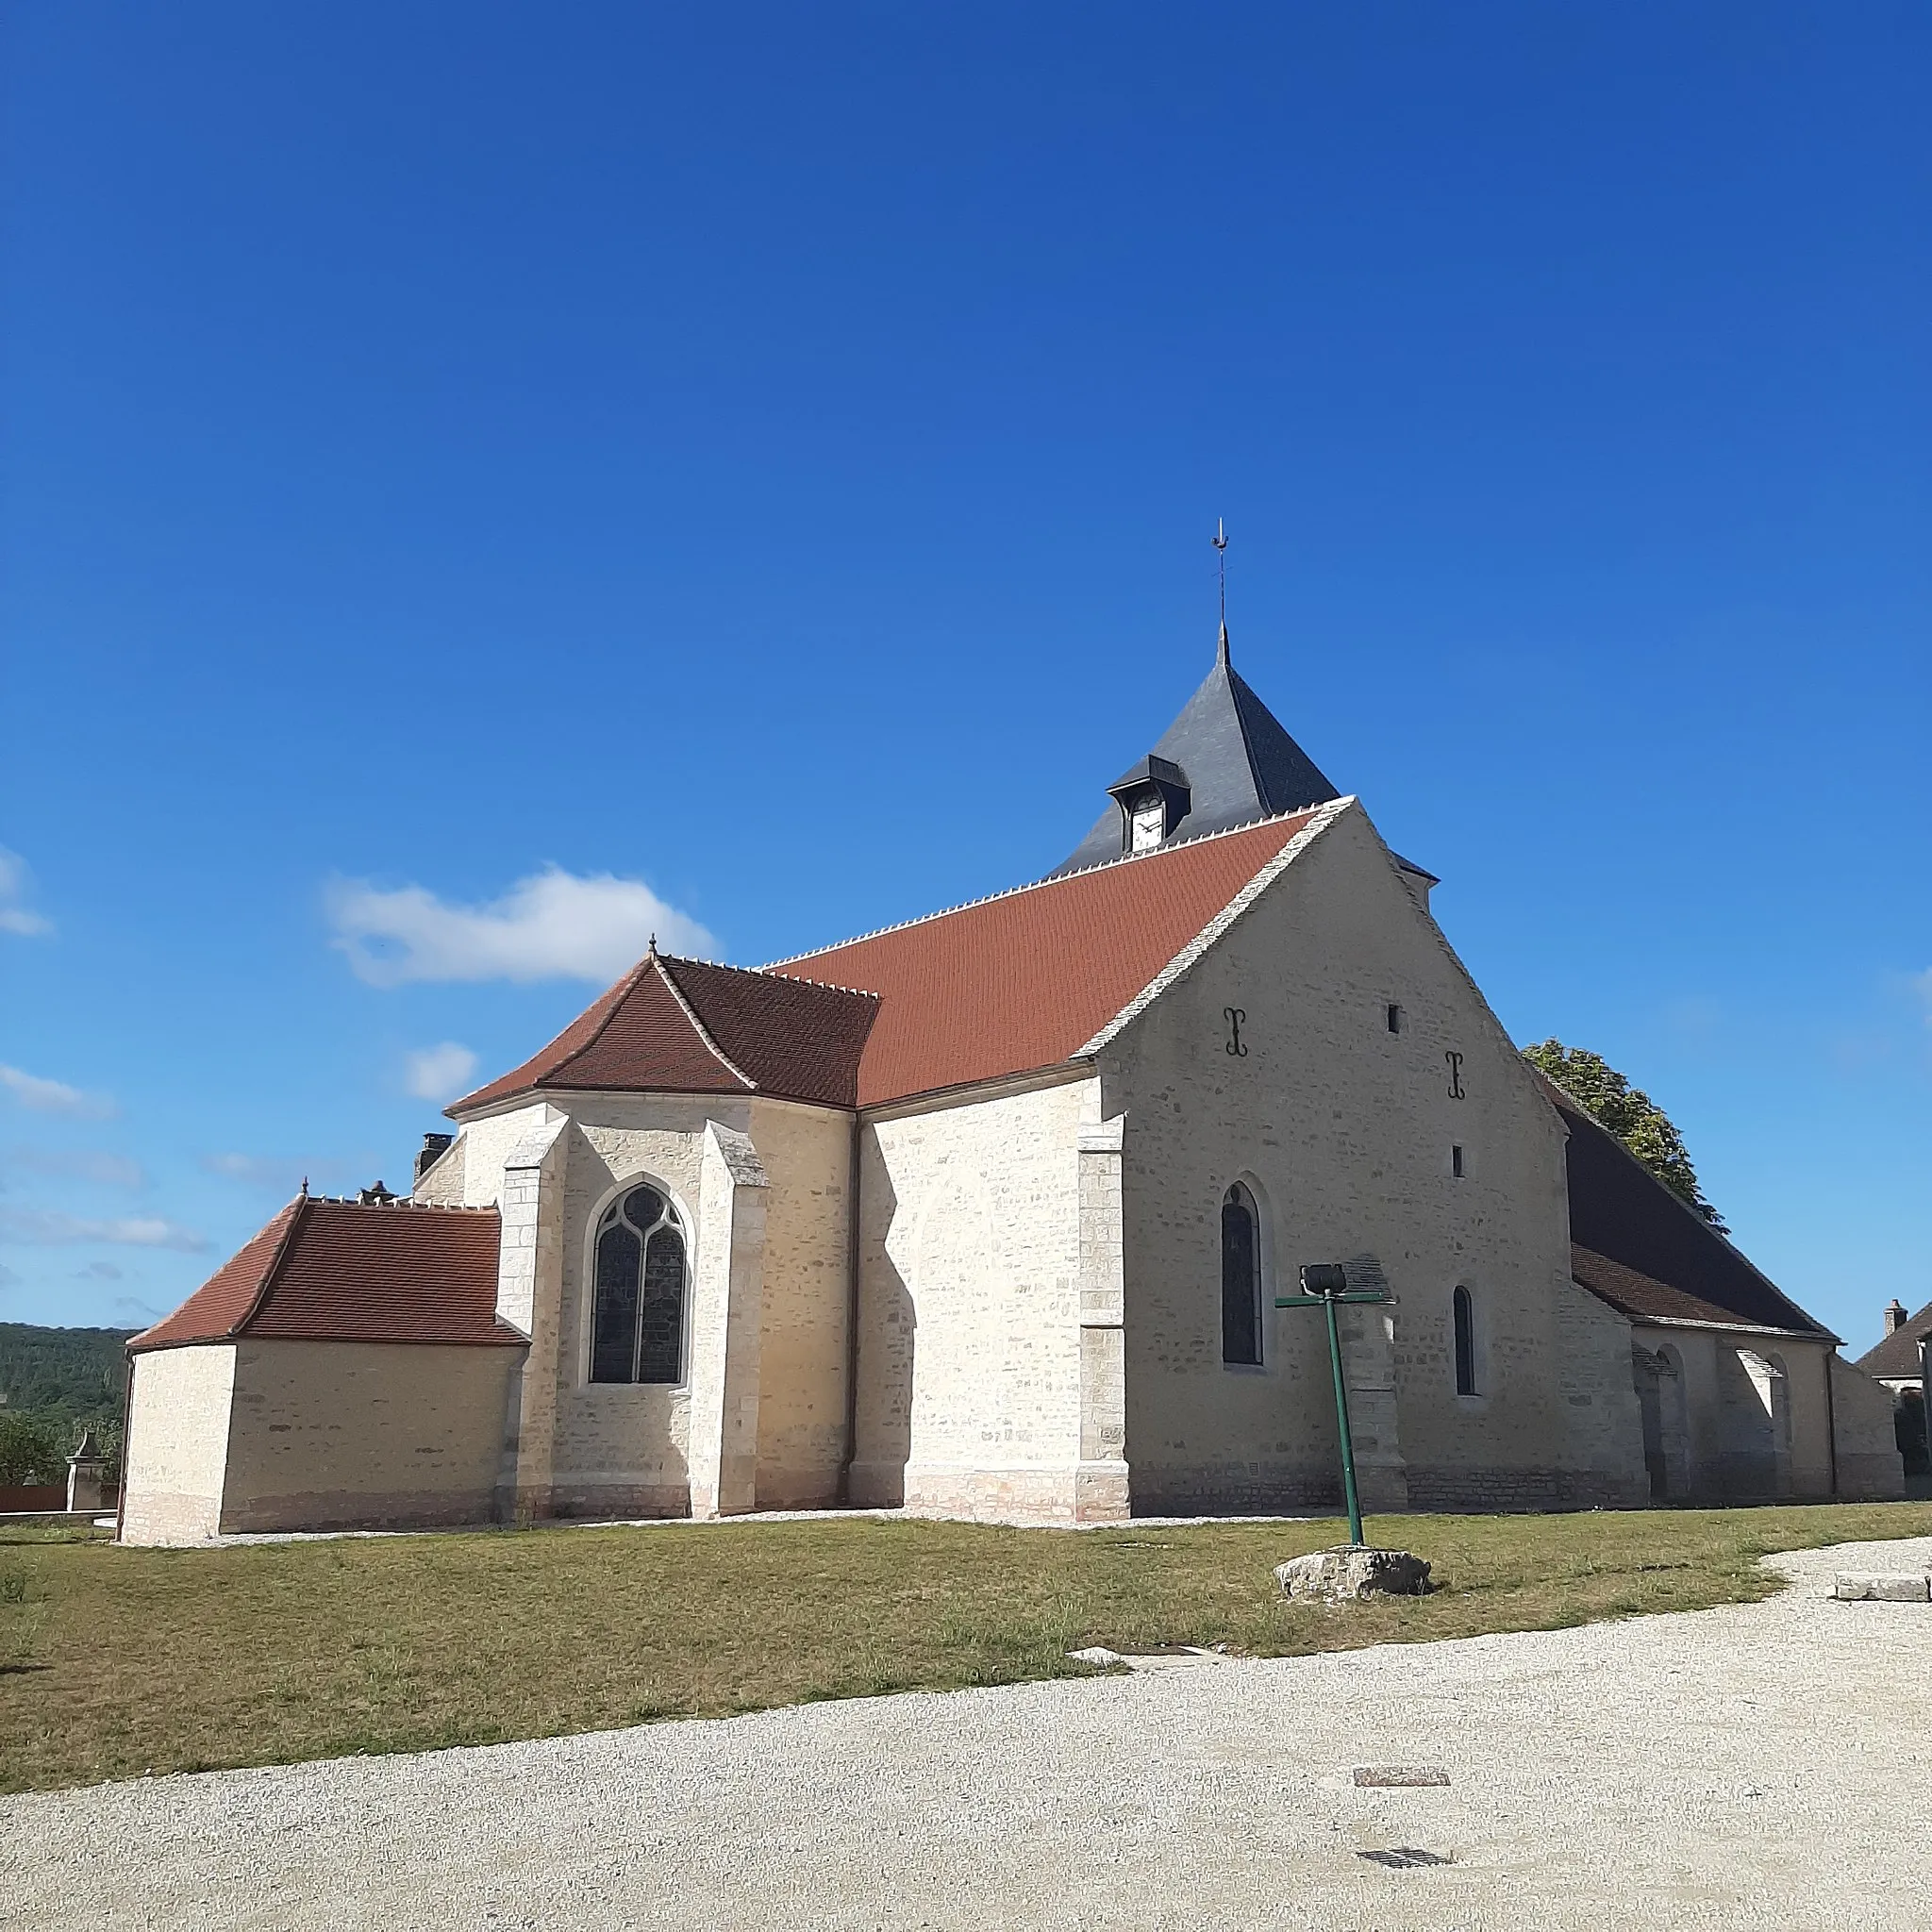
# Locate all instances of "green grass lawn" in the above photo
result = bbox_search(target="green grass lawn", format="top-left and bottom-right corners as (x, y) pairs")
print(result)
(5, 1501), (1930, 1794)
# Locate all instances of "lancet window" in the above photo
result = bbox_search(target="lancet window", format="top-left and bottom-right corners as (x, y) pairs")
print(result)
(1453, 1285), (1477, 1396)
(591, 1184), (687, 1385)
(1221, 1183), (1263, 1367)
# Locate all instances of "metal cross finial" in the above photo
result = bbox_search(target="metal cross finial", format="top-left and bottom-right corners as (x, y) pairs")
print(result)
(1212, 519), (1230, 667)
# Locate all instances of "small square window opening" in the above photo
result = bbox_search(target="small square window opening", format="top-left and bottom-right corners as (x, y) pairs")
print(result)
(1386, 1004), (1404, 1034)
(1452, 1144), (1465, 1178)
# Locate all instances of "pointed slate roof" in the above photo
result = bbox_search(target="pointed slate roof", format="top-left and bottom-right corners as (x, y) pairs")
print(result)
(1053, 627), (1341, 874)
(450, 949), (880, 1115)
(129, 1196), (516, 1354)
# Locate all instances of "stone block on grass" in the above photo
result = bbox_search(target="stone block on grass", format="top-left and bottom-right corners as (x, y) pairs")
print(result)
(1276, 1546), (1431, 1603)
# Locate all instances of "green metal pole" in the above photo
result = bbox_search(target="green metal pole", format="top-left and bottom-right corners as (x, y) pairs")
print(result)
(1324, 1288), (1366, 1547)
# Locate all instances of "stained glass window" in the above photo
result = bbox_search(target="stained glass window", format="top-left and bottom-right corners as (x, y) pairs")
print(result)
(1221, 1183), (1262, 1366)
(590, 1184), (686, 1384)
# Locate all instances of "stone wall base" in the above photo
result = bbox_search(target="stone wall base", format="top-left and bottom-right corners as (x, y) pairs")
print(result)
(1131, 1466), (1347, 1517)
(899, 1461), (1131, 1524)
(1834, 1452), (1907, 1502)
(540, 1483), (692, 1522)
(1403, 1465), (1651, 1513)
(120, 1491), (226, 1546)
(217, 1488), (501, 1535)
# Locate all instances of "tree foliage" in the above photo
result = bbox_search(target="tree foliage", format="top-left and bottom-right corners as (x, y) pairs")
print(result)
(0, 1324), (131, 1484)
(1520, 1040), (1727, 1233)
(0, 1412), (63, 1487)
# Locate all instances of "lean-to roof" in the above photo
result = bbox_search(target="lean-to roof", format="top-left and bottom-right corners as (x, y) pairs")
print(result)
(128, 1196), (516, 1354)
(1545, 1077), (1831, 1340)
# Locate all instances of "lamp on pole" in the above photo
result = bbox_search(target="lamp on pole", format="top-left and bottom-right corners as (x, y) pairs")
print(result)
(1274, 1262), (1392, 1548)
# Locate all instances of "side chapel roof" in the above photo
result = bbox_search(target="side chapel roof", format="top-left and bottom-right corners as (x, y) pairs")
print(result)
(1053, 628), (1341, 874)
(1543, 1076), (1832, 1340)
(128, 1196), (517, 1354)
(452, 949), (881, 1114)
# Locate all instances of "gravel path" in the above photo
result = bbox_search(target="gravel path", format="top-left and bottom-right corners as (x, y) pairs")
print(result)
(6, 1536), (1928, 1930)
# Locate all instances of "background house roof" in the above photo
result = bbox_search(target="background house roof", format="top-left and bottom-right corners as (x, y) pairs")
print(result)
(1855, 1302), (1932, 1380)
(129, 1197), (516, 1353)
(1544, 1076), (1831, 1339)
(771, 808), (1323, 1108)
(1053, 632), (1341, 874)
(452, 951), (880, 1115)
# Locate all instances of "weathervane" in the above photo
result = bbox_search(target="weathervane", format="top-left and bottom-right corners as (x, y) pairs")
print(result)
(1212, 518), (1230, 666)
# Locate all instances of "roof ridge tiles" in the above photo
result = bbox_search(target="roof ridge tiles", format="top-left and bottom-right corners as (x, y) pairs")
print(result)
(655, 954), (758, 1091)
(656, 953), (882, 1004)
(762, 803), (1343, 969)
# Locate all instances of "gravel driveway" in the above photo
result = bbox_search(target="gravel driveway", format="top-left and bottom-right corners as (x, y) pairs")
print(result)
(5, 1535), (1927, 1930)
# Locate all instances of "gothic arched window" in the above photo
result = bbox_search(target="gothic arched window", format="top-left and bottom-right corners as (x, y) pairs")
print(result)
(1453, 1285), (1477, 1396)
(1221, 1183), (1262, 1366)
(591, 1184), (687, 1385)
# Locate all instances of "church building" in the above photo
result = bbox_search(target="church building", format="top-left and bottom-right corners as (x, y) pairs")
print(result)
(119, 630), (1903, 1542)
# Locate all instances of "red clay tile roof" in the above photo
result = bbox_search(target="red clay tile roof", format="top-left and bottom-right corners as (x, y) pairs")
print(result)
(451, 951), (879, 1115)
(129, 1197), (517, 1353)
(1856, 1303), (1932, 1380)
(769, 810), (1323, 1107)
(1545, 1077), (1830, 1339)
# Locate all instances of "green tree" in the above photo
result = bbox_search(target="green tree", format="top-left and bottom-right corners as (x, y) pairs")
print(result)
(1521, 1039), (1727, 1233)
(0, 1412), (62, 1488)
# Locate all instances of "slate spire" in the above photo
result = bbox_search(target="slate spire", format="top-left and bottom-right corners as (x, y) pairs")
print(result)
(1052, 627), (1341, 875)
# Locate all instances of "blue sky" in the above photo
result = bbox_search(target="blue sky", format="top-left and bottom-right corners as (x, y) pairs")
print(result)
(1, 4), (1925, 1349)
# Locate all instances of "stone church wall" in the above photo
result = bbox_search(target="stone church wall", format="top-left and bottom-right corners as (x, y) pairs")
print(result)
(853, 1074), (1094, 1520)
(215, 1340), (519, 1533)
(747, 1098), (854, 1509)
(1106, 803), (1634, 1515)
(1830, 1353), (1907, 1500)
(121, 1343), (238, 1545)
(545, 1099), (726, 1517)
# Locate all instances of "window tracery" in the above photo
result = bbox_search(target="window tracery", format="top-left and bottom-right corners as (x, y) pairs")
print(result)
(591, 1184), (686, 1385)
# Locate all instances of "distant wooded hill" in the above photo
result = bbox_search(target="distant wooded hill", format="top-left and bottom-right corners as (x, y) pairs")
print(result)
(0, 1323), (133, 1444)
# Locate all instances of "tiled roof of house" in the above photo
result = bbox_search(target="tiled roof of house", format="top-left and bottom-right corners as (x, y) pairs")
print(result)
(771, 808), (1324, 1107)
(1856, 1303), (1932, 1381)
(128, 1197), (517, 1354)
(451, 950), (880, 1115)
(1543, 1076), (1831, 1339)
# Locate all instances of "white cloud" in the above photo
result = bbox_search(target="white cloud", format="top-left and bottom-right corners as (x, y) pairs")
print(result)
(75, 1260), (124, 1280)
(0, 847), (52, 939)
(6, 1146), (145, 1189)
(0, 1066), (117, 1119)
(0, 1208), (209, 1252)
(326, 865), (713, 987)
(402, 1042), (480, 1102)
(202, 1152), (331, 1193)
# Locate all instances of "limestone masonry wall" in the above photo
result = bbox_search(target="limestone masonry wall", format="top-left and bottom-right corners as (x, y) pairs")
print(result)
(217, 1340), (518, 1532)
(853, 1075), (1095, 1520)
(1107, 803), (1642, 1515)
(121, 1343), (237, 1545)
(545, 1098), (728, 1517)
(747, 1098), (853, 1509)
